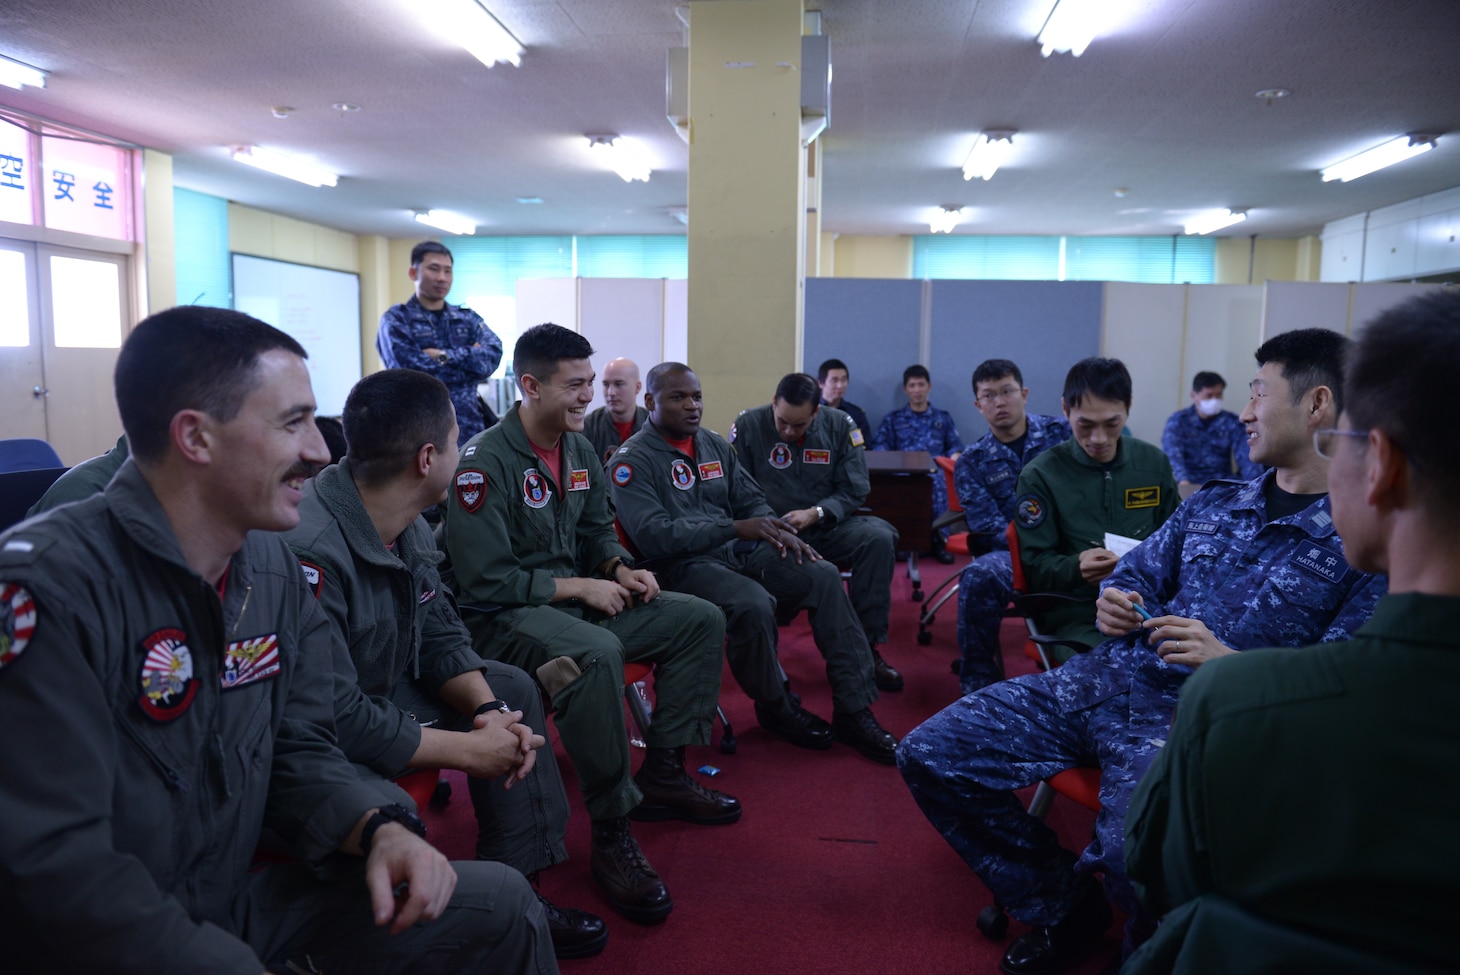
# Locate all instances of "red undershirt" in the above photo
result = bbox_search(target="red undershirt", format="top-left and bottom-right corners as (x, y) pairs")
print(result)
(613, 418), (635, 444)
(529, 438), (563, 486)
(663, 434), (695, 457)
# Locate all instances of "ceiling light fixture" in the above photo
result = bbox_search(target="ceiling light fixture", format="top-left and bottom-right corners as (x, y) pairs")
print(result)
(1320, 134), (1437, 183)
(1037, 0), (1103, 57)
(1184, 208), (1248, 236)
(414, 209), (476, 235)
(929, 206), (965, 234)
(667, 206), (688, 226)
(963, 130), (1016, 181)
(587, 135), (652, 183)
(230, 145), (338, 187)
(0, 53), (48, 90)
(435, 0), (524, 68)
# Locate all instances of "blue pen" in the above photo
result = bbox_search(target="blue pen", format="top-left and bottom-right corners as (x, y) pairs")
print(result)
(1130, 600), (1153, 622)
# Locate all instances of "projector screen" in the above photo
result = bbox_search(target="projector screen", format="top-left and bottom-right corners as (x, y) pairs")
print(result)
(231, 253), (362, 416)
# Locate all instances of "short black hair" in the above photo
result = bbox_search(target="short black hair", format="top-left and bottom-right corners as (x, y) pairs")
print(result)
(972, 358), (1023, 391)
(115, 306), (307, 464)
(775, 373), (821, 407)
(817, 358), (848, 382)
(1063, 357), (1132, 409)
(411, 240), (453, 267)
(1192, 371), (1225, 392)
(314, 416), (348, 465)
(513, 323), (594, 387)
(645, 361), (693, 397)
(1345, 291), (1460, 502)
(1254, 328), (1349, 414)
(343, 369), (455, 486)
(903, 364), (931, 386)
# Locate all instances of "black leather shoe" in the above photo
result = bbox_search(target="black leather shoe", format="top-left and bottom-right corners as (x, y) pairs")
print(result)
(590, 817), (673, 924)
(831, 708), (898, 765)
(872, 648), (904, 692)
(537, 892), (609, 959)
(755, 698), (834, 750)
(630, 746), (742, 824)
(999, 883), (1113, 975)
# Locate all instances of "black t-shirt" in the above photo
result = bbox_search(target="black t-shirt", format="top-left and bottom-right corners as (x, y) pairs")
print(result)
(1263, 478), (1326, 521)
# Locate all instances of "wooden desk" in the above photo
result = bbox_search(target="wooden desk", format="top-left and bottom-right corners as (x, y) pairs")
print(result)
(864, 451), (935, 545)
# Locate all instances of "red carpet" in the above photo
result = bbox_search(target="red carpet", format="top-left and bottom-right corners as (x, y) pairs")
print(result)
(422, 558), (1121, 974)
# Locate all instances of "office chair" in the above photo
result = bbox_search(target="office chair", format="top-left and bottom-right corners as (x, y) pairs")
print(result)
(915, 456), (995, 644)
(0, 467), (68, 532)
(0, 438), (64, 474)
(975, 521), (1102, 940)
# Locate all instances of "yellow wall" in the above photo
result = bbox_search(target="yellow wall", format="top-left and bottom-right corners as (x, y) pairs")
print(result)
(1213, 235), (1322, 283)
(140, 149), (175, 318)
(832, 235), (913, 278)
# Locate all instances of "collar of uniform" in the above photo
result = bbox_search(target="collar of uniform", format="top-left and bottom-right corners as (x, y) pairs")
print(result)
(105, 458), (197, 575)
(1355, 592), (1460, 648)
(1220, 469), (1336, 538)
(1064, 435), (1129, 471)
(312, 460), (440, 570)
(496, 401), (591, 487)
(642, 418), (702, 457)
(404, 293), (454, 317)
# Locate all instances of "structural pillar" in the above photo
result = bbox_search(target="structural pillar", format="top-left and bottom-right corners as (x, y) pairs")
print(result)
(686, 0), (806, 433)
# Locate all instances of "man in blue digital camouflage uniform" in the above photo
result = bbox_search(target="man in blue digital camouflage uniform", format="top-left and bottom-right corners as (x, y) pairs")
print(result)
(898, 329), (1386, 975)
(871, 364), (963, 562)
(376, 240), (503, 445)
(1162, 370), (1262, 499)
(1124, 292), (1460, 975)
(953, 358), (1070, 692)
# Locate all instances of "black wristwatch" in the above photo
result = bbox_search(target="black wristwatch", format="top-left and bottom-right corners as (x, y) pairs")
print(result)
(602, 555), (634, 580)
(359, 802), (427, 854)
(474, 699), (512, 718)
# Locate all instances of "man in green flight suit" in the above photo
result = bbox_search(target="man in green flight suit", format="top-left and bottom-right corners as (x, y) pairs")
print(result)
(439, 323), (738, 928)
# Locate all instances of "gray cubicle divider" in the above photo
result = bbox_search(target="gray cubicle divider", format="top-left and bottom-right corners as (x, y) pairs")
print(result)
(927, 280), (1103, 443)
(803, 278), (924, 437)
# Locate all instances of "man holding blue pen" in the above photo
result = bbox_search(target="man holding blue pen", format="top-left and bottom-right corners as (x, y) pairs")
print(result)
(898, 329), (1386, 975)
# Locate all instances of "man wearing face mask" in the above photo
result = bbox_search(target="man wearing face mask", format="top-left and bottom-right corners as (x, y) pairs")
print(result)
(1162, 371), (1263, 499)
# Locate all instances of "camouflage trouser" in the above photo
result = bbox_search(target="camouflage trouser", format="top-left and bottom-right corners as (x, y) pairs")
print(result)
(896, 660), (1164, 929)
(931, 467), (952, 541)
(956, 551), (1013, 693)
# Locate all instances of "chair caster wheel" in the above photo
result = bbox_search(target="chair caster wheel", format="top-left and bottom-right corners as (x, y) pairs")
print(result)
(430, 779), (452, 810)
(720, 735), (737, 755)
(917, 630), (933, 645)
(976, 904), (1009, 939)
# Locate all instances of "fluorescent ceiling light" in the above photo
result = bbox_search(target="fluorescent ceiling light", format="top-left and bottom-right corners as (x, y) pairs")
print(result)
(230, 146), (338, 187)
(0, 54), (47, 90)
(929, 206), (964, 234)
(1038, 0), (1104, 57)
(1184, 208), (1247, 236)
(963, 130), (1016, 181)
(1320, 135), (1437, 183)
(434, 0), (523, 68)
(415, 209), (476, 235)
(588, 135), (652, 183)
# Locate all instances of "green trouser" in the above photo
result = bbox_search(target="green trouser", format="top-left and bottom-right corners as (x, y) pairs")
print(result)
(464, 591), (725, 821)
(798, 514), (898, 646)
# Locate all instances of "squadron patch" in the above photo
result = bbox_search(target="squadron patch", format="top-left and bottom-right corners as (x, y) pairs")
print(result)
(670, 459), (696, 491)
(1124, 486), (1161, 509)
(849, 427), (865, 448)
(1015, 494), (1046, 529)
(568, 469), (590, 492)
(803, 449), (830, 465)
(456, 470), (486, 513)
(698, 461), (724, 480)
(769, 443), (793, 469)
(419, 588), (437, 605)
(612, 462), (635, 486)
(221, 633), (280, 690)
(523, 469), (551, 509)
(297, 560), (323, 598)
(0, 583), (36, 670)
(138, 628), (198, 721)
(728, 422), (738, 444)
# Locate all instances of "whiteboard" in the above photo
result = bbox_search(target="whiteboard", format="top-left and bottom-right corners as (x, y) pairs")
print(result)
(231, 253), (362, 415)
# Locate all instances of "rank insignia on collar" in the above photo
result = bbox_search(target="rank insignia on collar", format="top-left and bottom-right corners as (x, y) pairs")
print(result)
(0, 583), (36, 670)
(138, 628), (198, 721)
(456, 470), (486, 513)
(523, 469), (552, 509)
(568, 469), (590, 492)
(670, 459), (696, 491)
(698, 461), (724, 480)
(769, 443), (792, 469)
(221, 633), (280, 690)
(612, 462), (634, 486)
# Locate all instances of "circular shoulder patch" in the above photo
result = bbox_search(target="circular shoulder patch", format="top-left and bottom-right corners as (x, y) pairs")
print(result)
(1, 583), (37, 669)
(1015, 493), (1046, 529)
(728, 422), (738, 444)
(612, 461), (634, 486)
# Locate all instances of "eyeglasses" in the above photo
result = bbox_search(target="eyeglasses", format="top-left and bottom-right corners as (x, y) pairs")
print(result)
(976, 386), (1022, 405)
(1313, 427), (1368, 459)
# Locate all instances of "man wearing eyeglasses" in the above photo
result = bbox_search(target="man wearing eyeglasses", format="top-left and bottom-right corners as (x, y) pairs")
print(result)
(899, 328), (1386, 975)
(1125, 292), (1458, 973)
(952, 359), (1071, 692)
